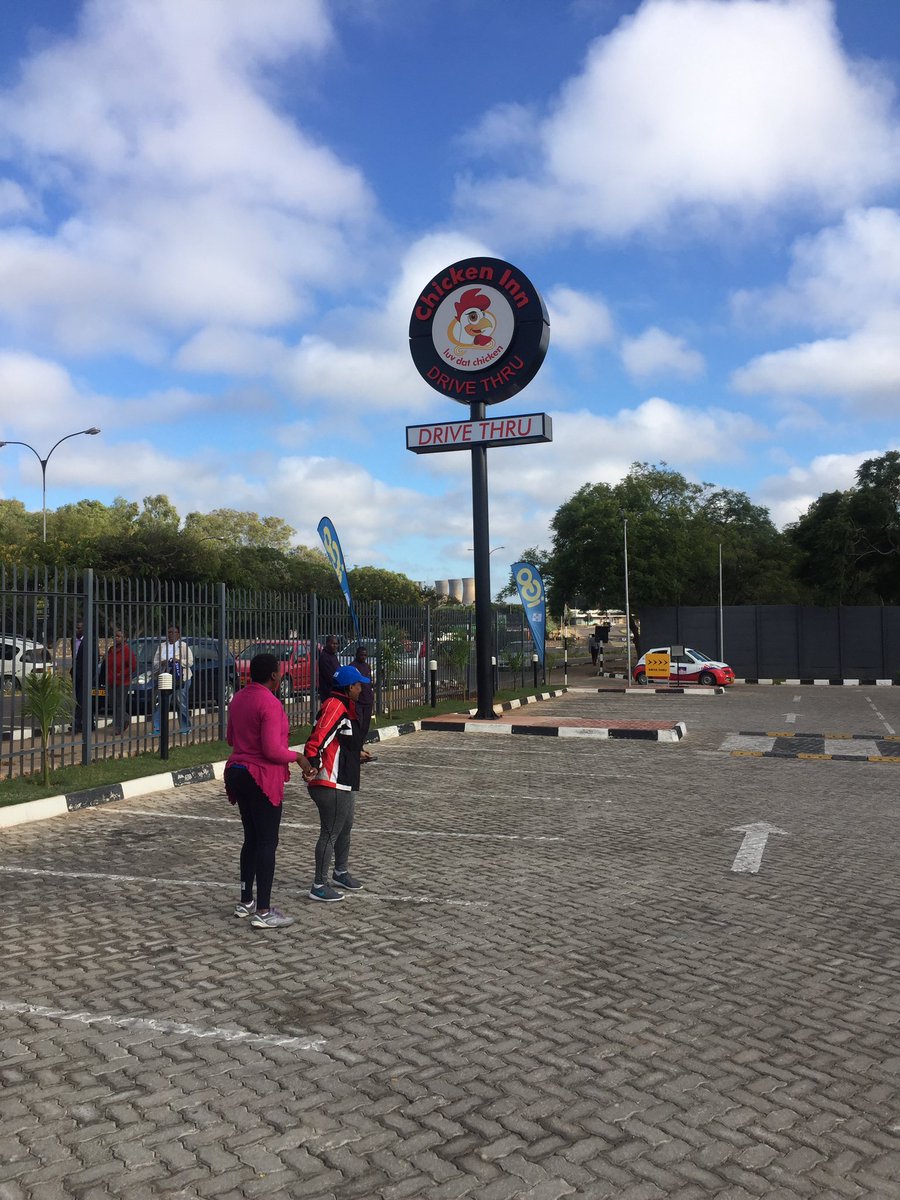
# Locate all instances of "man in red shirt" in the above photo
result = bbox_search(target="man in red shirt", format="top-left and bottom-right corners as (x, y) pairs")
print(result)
(100, 628), (136, 735)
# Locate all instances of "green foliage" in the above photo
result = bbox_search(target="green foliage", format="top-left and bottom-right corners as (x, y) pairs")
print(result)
(0, 495), (423, 600)
(517, 462), (797, 622)
(787, 451), (900, 603)
(21, 669), (75, 786)
(184, 508), (295, 551)
(348, 566), (424, 605)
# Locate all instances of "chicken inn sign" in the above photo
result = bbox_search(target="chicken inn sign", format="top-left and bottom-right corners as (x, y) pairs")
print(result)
(408, 255), (551, 720)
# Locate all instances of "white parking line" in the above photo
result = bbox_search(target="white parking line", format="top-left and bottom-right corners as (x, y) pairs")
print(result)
(0, 865), (488, 906)
(0, 999), (325, 1052)
(110, 809), (562, 842)
(865, 695), (895, 735)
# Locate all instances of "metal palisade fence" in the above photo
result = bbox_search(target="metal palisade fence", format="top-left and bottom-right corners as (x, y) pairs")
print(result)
(0, 564), (536, 781)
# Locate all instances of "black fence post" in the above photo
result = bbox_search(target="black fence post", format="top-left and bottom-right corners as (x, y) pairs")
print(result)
(82, 568), (95, 767)
(376, 600), (383, 718)
(217, 581), (227, 742)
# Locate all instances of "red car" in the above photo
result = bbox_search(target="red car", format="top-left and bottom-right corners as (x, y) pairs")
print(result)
(235, 640), (313, 699)
(633, 646), (735, 687)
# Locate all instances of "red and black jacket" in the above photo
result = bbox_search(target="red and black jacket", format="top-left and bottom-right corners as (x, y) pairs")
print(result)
(304, 692), (363, 792)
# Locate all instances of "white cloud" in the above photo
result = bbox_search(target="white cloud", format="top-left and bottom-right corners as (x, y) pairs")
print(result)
(0, 0), (375, 356)
(428, 398), (766, 499)
(757, 450), (890, 527)
(620, 326), (705, 380)
(546, 286), (614, 351)
(456, 0), (900, 238)
(730, 207), (900, 408)
(732, 316), (900, 405)
(733, 207), (900, 332)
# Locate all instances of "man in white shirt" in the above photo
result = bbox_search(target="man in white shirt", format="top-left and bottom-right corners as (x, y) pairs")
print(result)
(152, 624), (195, 736)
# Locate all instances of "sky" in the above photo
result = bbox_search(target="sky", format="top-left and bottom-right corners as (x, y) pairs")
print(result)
(1, 0), (899, 597)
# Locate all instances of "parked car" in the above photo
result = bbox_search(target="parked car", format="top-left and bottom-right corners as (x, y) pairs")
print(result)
(235, 640), (313, 699)
(633, 646), (735, 687)
(127, 636), (238, 714)
(0, 638), (49, 690)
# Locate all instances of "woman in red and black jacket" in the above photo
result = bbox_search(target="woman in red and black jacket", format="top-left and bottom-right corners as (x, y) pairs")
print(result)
(303, 664), (372, 902)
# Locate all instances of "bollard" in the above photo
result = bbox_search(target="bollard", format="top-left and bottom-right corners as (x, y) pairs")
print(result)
(532, 653), (539, 689)
(157, 671), (173, 761)
(429, 660), (437, 708)
(492, 655), (498, 692)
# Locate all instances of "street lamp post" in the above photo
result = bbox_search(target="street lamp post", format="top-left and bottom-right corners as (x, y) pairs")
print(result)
(622, 515), (632, 683)
(0, 428), (101, 542)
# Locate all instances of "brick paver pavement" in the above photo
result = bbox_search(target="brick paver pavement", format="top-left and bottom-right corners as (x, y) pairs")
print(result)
(1, 687), (899, 1198)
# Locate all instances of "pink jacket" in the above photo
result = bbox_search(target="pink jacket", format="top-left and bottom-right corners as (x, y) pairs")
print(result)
(225, 683), (297, 806)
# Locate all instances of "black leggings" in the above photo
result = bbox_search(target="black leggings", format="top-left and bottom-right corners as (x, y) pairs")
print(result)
(225, 767), (283, 910)
(309, 786), (356, 885)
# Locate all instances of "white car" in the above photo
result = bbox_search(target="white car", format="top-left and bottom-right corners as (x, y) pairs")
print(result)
(0, 638), (50, 689)
(633, 646), (735, 686)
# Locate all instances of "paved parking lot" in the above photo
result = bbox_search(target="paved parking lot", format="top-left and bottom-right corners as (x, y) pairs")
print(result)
(2, 686), (899, 1199)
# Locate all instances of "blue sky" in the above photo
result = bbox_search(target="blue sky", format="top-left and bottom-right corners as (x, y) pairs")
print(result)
(1, 0), (899, 597)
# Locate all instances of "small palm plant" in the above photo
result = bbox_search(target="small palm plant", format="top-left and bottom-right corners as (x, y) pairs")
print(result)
(21, 669), (75, 786)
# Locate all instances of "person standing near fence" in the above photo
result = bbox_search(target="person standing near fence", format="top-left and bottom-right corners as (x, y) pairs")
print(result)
(100, 628), (136, 735)
(151, 624), (194, 736)
(304, 664), (371, 902)
(224, 652), (314, 929)
(71, 617), (98, 734)
(351, 644), (374, 743)
(317, 633), (341, 706)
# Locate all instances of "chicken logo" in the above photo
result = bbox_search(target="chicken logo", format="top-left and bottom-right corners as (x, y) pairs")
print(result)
(448, 288), (497, 352)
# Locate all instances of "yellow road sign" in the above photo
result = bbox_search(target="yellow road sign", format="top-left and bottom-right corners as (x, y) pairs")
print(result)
(645, 651), (671, 680)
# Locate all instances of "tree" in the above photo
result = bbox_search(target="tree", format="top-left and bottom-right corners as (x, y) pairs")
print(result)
(184, 509), (295, 551)
(21, 668), (75, 786)
(505, 463), (796, 652)
(788, 451), (900, 604)
(348, 566), (425, 605)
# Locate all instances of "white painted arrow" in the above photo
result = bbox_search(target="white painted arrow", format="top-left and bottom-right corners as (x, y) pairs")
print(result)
(730, 823), (789, 874)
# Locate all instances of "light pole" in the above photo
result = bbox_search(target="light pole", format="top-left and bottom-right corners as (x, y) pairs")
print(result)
(622, 515), (632, 683)
(0, 428), (101, 542)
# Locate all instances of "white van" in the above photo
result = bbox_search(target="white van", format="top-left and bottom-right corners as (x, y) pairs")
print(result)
(0, 638), (49, 689)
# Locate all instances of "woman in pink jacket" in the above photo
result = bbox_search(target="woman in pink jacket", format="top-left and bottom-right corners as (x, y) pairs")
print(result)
(224, 652), (314, 929)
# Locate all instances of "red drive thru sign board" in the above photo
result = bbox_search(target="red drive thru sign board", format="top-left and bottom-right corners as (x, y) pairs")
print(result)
(407, 412), (552, 454)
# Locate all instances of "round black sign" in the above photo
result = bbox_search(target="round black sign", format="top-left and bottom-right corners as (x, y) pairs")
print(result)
(409, 256), (550, 405)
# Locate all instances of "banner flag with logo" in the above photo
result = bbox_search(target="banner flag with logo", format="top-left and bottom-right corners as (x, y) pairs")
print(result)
(317, 517), (360, 640)
(512, 561), (546, 667)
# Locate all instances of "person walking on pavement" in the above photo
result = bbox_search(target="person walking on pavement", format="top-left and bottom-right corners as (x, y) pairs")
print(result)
(100, 628), (136, 735)
(224, 652), (314, 929)
(304, 664), (371, 902)
(317, 633), (341, 706)
(152, 624), (194, 736)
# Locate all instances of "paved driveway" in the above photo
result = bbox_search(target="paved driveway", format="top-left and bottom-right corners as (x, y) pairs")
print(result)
(1, 687), (899, 1198)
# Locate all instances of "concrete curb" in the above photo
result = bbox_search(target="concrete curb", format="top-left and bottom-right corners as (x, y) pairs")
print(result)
(0, 722), (422, 831)
(422, 719), (687, 743)
(0, 691), (566, 831)
(596, 672), (898, 686)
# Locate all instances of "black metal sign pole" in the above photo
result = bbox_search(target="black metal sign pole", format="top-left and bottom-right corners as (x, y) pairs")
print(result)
(470, 400), (496, 719)
(407, 256), (550, 721)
